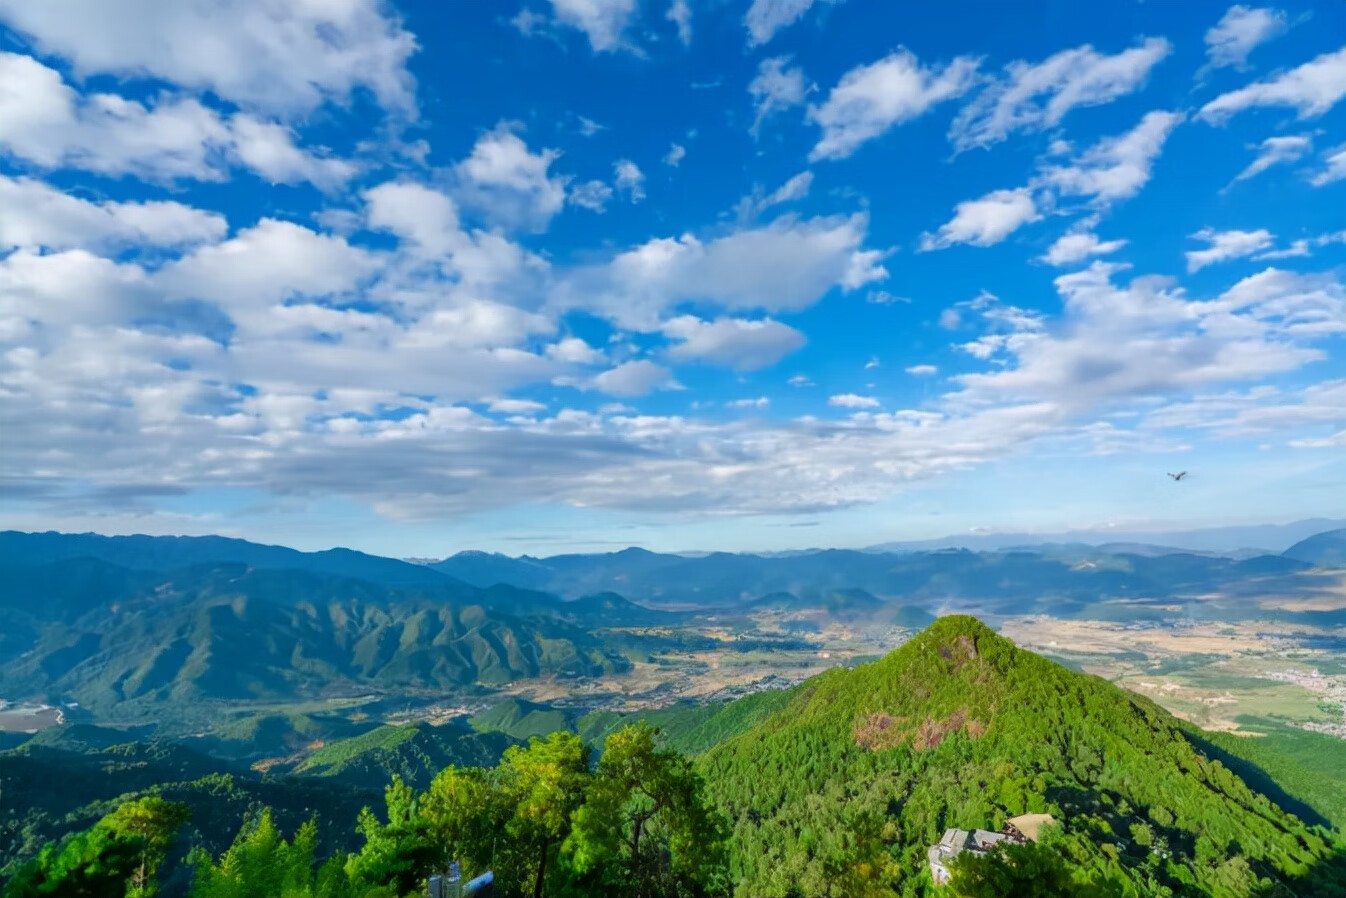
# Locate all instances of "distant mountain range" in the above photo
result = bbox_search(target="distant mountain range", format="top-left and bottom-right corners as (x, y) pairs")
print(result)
(428, 536), (1337, 609)
(860, 517), (1346, 555)
(3, 527), (1344, 732)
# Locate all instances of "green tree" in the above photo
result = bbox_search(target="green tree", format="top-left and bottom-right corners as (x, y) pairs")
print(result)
(100, 797), (191, 898)
(345, 776), (441, 896)
(500, 732), (591, 898)
(3, 799), (188, 898)
(948, 839), (1086, 898)
(3, 826), (144, 898)
(566, 724), (728, 897)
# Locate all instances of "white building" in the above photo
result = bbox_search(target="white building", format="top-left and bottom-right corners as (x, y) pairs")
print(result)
(927, 828), (1008, 885)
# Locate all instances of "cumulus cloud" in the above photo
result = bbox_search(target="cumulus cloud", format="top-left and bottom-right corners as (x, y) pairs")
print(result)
(489, 398), (547, 415)
(950, 38), (1171, 151)
(810, 49), (980, 160)
(663, 315), (806, 370)
(547, 0), (636, 52)
(1185, 228), (1275, 272)
(1038, 110), (1184, 204)
(546, 337), (605, 365)
(614, 159), (646, 201)
(0, 174), (227, 251)
(749, 56), (808, 136)
(1232, 133), (1313, 182)
(569, 180), (614, 212)
(921, 188), (1040, 250)
(828, 393), (880, 408)
(0, 0), (418, 117)
(745, 0), (842, 47)
(906, 365), (938, 376)
(556, 213), (887, 329)
(454, 125), (568, 231)
(592, 360), (679, 396)
(1199, 46), (1346, 123)
(664, 143), (687, 166)
(1040, 230), (1128, 266)
(0, 52), (354, 186)
(1203, 5), (1287, 71)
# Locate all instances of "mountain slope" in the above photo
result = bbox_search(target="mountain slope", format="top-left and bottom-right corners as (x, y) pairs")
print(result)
(0, 563), (632, 723)
(0, 531), (456, 587)
(294, 720), (517, 790)
(699, 615), (1343, 897)
(1284, 528), (1346, 568)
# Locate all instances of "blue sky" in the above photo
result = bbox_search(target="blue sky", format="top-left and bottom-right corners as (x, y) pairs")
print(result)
(1, 0), (1344, 556)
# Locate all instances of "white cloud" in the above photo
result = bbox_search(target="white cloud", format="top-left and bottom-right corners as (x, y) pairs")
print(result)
(1041, 231), (1128, 266)
(592, 360), (679, 396)
(0, 52), (354, 187)
(570, 180), (614, 212)
(906, 364), (938, 376)
(0, 0), (418, 117)
(664, 143), (687, 166)
(726, 397), (770, 409)
(829, 393), (879, 408)
(158, 219), (379, 317)
(1038, 110), (1184, 203)
(866, 290), (909, 305)
(788, 374), (814, 387)
(744, 0), (841, 47)
(547, 0), (636, 52)
(1254, 239), (1311, 260)
(864, 357), (879, 369)
(1311, 144), (1346, 186)
(229, 116), (356, 190)
(559, 213), (886, 329)
(950, 38), (1171, 152)
(489, 398), (547, 415)
(364, 181), (461, 257)
(454, 125), (568, 232)
(546, 337), (605, 365)
(667, 0), (691, 45)
(614, 159), (646, 201)
(1199, 46), (1346, 123)
(0, 174), (226, 251)
(1204, 5), (1287, 71)
(735, 170), (813, 221)
(749, 56), (807, 136)
(1232, 133), (1313, 182)
(921, 188), (1039, 250)
(1185, 228), (1275, 272)
(939, 308), (962, 330)
(663, 315), (806, 370)
(810, 49), (980, 160)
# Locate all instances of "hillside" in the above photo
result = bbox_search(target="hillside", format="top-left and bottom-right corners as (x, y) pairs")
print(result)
(294, 720), (517, 790)
(699, 615), (1344, 897)
(0, 561), (632, 725)
(1284, 528), (1346, 568)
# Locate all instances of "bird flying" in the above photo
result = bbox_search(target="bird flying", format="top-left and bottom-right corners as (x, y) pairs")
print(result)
(1167, 471), (1188, 481)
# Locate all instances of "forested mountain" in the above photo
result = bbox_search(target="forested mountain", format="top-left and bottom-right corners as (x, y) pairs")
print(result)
(4, 616), (1345, 897)
(0, 560), (635, 721)
(698, 616), (1344, 897)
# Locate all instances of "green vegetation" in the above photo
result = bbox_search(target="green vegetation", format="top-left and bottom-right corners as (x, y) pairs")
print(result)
(4, 726), (727, 898)
(698, 615), (1344, 897)
(1196, 716), (1346, 830)
(296, 721), (516, 790)
(5, 615), (1345, 898)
